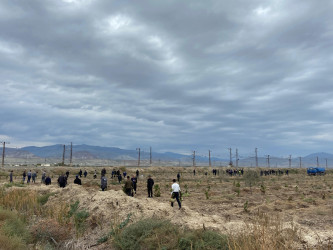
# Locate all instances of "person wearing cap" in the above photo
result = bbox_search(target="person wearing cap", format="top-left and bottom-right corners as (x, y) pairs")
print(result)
(171, 179), (181, 209)
(147, 175), (154, 198)
(74, 175), (82, 185)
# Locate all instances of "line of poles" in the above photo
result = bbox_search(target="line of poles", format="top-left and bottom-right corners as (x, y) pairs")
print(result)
(0, 143), (330, 169)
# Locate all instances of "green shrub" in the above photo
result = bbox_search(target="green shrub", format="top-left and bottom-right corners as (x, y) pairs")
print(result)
(154, 184), (161, 197)
(67, 201), (89, 236)
(113, 218), (229, 250)
(37, 192), (56, 206)
(179, 230), (229, 250)
(113, 218), (180, 250)
(3, 183), (25, 188)
(0, 208), (31, 249)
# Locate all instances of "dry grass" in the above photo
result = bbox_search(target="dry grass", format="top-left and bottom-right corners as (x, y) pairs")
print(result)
(228, 214), (300, 250)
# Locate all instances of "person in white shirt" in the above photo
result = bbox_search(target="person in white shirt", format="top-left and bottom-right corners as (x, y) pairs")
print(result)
(171, 179), (181, 209)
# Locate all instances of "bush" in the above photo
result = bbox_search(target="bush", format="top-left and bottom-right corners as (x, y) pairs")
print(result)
(113, 218), (180, 249)
(0, 208), (31, 249)
(113, 218), (229, 250)
(0, 234), (26, 250)
(179, 230), (229, 250)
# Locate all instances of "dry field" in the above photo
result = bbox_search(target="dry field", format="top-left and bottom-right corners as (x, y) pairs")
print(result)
(0, 166), (332, 249)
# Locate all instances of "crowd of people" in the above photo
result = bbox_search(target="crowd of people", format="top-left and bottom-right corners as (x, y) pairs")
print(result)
(8, 167), (183, 210)
(226, 168), (244, 176)
(7, 166), (294, 211)
(260, 169), (289, 176)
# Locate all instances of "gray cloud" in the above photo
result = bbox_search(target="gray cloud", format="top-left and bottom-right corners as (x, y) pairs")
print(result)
(1, 0), (333, 158)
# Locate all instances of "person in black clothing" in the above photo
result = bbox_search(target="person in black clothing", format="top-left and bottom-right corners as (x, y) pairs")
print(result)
(193, 169), (196, 176)
(79, 169), (82, 177)
(74, 175), (82, 185)
(136, 169), (139, 178)
(84, 170), (87, 178)
(66, 171), (70, 178)
(147, 175), (154, 198)
(101, 168), (106, 176)
(131, 176), (137, 194)
(118, 174), (122, 184)
(177, 172), (180, 182)
(45, 176), (51, 185)
(58, 174), (67, 188)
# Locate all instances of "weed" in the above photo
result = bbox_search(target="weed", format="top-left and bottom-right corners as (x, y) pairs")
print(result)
(184, 184), (189, 194)
(260, 184), (266, 195)
(244, 201), (249, 213)
(154, 184), (161, 197)
(205, 190), (210, 200)
(67, 201), (89, 236)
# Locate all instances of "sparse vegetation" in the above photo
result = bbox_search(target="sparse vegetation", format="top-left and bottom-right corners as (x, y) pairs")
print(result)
(0, 166), (331, 249)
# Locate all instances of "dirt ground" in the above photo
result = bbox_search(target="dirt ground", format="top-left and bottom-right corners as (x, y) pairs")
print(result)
(1, 166), (333, 249)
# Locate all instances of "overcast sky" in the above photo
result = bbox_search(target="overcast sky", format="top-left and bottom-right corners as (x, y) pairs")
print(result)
(1, 0), (333, 158)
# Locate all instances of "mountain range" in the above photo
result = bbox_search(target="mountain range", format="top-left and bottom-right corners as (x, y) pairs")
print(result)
(4, 144), (333, 168)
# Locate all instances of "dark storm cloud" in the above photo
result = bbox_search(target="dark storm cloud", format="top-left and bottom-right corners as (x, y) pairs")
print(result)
(1, 0), (333, 157)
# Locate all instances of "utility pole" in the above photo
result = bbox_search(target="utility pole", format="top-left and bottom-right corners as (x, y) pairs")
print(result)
(62, 145), (65, 166)
(1, 142), (10, 168)
(267, 155), (270, 168)
(192, 151), (196, 168)
(136, 148), (141, 167)
(150, 146), (152, 165)
(255, 148), (258, 167)
(288, 155), (292, 168)
(299, 157), (302, 168)
(70, 142), (73, 167)
(228, 148), (232, 166)
(208, 150), (211, 167)
(316, 156), (319, 167)
(325, 158), (328, 169)
(236, 148), (239, 167)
